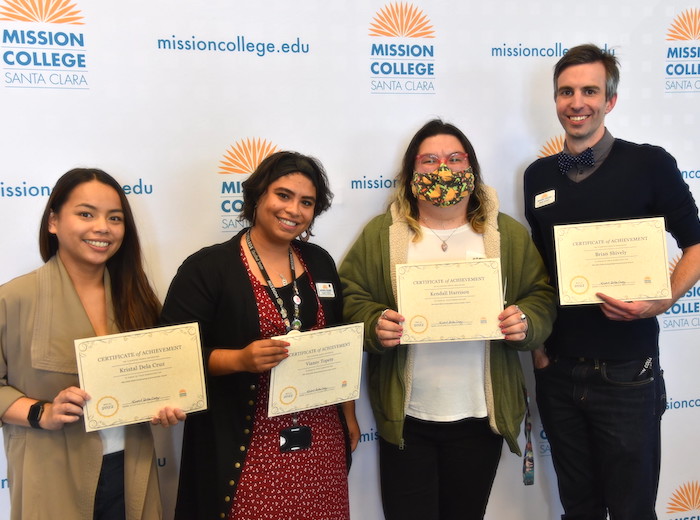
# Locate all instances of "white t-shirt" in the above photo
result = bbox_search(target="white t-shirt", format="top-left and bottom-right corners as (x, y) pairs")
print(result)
(100, 426), (125, 455)
(405, 224), (488, 422)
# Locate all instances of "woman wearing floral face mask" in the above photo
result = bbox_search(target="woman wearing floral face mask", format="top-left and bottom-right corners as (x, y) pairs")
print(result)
(339, 119), (556, 520)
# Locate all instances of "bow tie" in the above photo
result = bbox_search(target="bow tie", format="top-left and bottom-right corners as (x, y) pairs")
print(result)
(558, 147), (594, 174)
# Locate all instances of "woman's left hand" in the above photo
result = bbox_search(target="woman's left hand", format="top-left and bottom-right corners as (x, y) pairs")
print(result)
(151, 406), (186, 428)
(498, 305), (529, 341)
(341, 401), (361, 452)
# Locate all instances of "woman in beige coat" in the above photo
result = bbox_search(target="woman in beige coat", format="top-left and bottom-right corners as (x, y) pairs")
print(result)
(0, 168), (184, 520)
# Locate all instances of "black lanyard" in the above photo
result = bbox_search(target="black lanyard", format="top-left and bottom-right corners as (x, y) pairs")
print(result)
(246, 229), (302, 332)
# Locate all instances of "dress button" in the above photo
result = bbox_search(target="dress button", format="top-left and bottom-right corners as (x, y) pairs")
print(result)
(225, 495), (231, 502)
(229, 480), (235, 486)
(235, 462), (241, 469)
(248, 400), (254, 406)
(239, 445), (246, 452)
(243, 428), (250, 434)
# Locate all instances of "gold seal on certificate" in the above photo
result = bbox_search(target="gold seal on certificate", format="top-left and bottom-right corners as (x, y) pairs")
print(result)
(396, 259), (505, 343)
(75, 322), (207, 431)
(268, 323), (364, 418)
(554, 217), (671, 305)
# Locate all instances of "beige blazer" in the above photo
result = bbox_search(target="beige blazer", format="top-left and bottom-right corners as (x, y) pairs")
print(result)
(0, 255), (162, 520)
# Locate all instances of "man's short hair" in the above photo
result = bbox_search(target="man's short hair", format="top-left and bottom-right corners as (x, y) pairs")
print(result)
(553, 43), (620, 100)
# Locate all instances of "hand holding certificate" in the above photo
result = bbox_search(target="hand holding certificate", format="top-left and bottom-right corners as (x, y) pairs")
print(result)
(396, 259), (505, 343)
(75, 322), (207, 431)
(268, 323), (364, 418)
(554, 217), (671, 305)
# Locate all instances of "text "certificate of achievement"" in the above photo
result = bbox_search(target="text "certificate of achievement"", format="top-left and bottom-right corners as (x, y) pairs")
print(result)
(268, 322), (364, 418)
(75, 322), (207, 432)
(554, 217), (671, 305)
(396, 259), (505, 344)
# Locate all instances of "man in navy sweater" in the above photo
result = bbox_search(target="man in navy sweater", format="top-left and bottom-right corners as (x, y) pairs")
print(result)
(524, 43), (700, 520)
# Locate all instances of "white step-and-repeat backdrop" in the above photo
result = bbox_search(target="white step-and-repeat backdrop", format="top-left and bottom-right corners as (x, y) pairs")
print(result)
(1, 1), (699, 518)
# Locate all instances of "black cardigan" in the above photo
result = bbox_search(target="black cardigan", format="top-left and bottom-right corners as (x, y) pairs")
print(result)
(161, 229), (345, 520)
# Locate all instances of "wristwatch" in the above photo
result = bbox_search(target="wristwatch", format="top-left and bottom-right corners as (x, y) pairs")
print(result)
(28, 400), (49, 429)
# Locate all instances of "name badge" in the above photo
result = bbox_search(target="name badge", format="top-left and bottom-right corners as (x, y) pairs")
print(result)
(534, 189), (555, 208)
(316, 282), (335, 298)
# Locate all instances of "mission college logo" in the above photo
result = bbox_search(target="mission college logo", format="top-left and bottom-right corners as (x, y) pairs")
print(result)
(666, 481), (700, 519)
(665, 8), (700, 93)
(219, 137), (278, 232)
(369, 2), (435, 94)
(1, 0), (88, 89)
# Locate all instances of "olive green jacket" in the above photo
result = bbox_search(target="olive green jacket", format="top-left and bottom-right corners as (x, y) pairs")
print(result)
(339, 187), (556, 454)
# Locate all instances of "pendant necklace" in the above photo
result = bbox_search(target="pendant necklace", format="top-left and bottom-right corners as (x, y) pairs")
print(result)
(246, 229), (302, 331)
(422, 219), (461, 252)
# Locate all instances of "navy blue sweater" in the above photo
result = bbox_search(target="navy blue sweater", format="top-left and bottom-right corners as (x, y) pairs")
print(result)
(524, 139), (700, 359)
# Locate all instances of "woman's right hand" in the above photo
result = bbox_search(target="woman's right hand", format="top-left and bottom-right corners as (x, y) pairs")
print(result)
(238, 338), (290, 373)
(375, 309), (404, 348)
(42, 386), (90, 430)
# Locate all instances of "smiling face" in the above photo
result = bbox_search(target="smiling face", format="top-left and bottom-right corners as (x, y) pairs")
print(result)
(555, 61), (617, 153)
(48, 180), (125, 274)
(253, 172), (316, 245)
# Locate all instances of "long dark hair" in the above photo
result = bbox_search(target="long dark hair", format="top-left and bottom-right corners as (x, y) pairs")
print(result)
(39, 168), (160, 331)
(394, 119), (488, 238)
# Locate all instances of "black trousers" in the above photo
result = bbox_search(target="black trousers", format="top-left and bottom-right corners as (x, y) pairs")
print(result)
(379, 416), (503, 520)
(94, 450), (126, 520)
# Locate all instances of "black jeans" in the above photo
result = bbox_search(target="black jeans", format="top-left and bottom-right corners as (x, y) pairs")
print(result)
(94, 451), (126, 520)
(379, 416), (503, 520)
(536, 356), (666, 520)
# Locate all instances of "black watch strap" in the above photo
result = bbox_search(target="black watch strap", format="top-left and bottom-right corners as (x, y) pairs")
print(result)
(28, 400), (49, 429)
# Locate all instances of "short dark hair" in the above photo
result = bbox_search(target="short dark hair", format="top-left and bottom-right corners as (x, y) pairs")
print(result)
(553, 43), (620, 101)
(394, 118), (488, 234)
(240, 151), (333, 232)
(39, 168), (160, 331)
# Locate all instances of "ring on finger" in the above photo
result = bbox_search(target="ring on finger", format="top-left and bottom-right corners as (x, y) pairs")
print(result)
(519, 313), (527, 322)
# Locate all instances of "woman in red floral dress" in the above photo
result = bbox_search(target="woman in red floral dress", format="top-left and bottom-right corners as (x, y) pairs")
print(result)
(162, 151), (360, 520)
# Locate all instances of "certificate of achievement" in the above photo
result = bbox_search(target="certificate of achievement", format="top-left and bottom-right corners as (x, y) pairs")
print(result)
(554, 217), (671, 305)
(75, 322), (207, 432)
(396, 260), (505, 344)
(268, 323), (364, 418)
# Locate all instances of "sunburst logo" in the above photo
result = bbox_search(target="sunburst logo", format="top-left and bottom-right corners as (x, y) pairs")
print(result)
(369, 2), (434, 38)
(666, 8), (700, 41)
(667, 481), (700, 513)
(669, 253), (682, 275)
(218, 138), (278, 175)
(0, 0), (84, 24)
(538, 135), (565, 158)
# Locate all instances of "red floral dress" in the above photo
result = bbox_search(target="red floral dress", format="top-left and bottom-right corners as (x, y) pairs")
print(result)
(230, 247), (350, 520)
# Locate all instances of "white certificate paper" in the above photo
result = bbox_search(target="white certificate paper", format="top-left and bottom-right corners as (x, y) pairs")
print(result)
(75, 322), (207, 432)
(554, 217), (671, 305)
(396, 259), (505, 343)
(268, 323), (364, 418)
